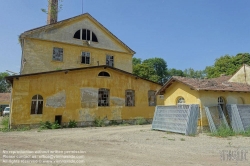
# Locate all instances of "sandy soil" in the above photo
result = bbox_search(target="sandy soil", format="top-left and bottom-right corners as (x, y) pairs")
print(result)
(0, 124), (249, 166)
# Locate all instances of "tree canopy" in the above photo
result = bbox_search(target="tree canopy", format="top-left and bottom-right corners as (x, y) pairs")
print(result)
(205, 53), (250, 78)
(0, 72), (11, 93)
(132, 57), (167, 84)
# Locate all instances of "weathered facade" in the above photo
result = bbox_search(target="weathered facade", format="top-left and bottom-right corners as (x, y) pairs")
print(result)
(6, 11), (163, 128)
(19, 13), (135, 74)
(157, 75), (250, 126)
(7, 66), (162, 127)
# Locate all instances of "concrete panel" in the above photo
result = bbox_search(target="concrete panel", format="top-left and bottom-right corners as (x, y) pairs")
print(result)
(80, 88), (98, 108)
(46, 91), (66, 107)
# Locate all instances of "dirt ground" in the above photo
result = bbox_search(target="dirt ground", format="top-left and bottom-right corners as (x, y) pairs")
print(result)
(0, 124), (249, 166)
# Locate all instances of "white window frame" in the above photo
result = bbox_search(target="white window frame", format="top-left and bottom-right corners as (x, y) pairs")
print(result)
(81, 52), (91, 64)
(106, 55), (114, 67)
(31, 94), (43, 114)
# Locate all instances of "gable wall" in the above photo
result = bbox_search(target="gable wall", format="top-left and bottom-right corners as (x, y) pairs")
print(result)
(10, 68), (162, 127)
(229, 65), (250, 84)
(163, 82), (200, 105)
(29, 18), (128, 53)
(21, 38), (132, 74)
(163, 82), (250, 126)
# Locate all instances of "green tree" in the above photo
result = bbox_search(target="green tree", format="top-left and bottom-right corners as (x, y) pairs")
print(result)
(168, 68), (185, 77)
(132, 57), (167, 84)
(183, 68), (206, 78)
(205, 53), (250, 78)
(0, 72), (11, 93)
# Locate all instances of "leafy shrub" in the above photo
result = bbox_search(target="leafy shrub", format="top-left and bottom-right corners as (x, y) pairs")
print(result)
(39, 121), (52, 129)
(51, 121), (61, 129)
(135, 117), (147, 125)
(40, 121), (61, 130)
(68, 120), (77, 128)
(94, 117), (105, 127)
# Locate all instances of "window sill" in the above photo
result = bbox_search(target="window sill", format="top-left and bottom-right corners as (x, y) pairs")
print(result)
(51, 60), (64, 63)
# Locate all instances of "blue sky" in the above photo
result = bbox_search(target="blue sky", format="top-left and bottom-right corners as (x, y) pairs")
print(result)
(0, 0), (250, 74)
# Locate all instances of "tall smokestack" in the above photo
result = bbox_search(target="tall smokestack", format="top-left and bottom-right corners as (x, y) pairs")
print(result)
(47, 0), (58, 24)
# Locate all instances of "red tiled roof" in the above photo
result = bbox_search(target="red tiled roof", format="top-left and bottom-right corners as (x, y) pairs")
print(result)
(0, 93), (11, 103)
(157, 76), (250, 94)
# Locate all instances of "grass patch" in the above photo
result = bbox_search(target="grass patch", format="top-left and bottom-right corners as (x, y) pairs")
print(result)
(239, 127), (250, 137)
(135, 117), (147, 125)
(180, 138), (185, 141)
(210, 124), (235, 137)
(1, 117), (9, 129)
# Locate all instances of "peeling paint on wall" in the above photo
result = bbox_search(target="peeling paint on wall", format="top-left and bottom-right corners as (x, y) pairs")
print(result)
(111, 109), (122, 120)
(79, 109), (95, 121)
(110, 97), (125, 106)
(46, 91), (66, 107)
(80, 88), (98, 108)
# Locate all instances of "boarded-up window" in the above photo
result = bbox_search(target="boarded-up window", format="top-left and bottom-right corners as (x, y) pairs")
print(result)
(52, 47), (63, 61)
(148, 90), (156, 106)
(125, 90), (135, 106)
(106, 55), (114, 67)
(31, 94), (43, 114)
(98, 88), (109, 106)
(81, 52), (90, 64)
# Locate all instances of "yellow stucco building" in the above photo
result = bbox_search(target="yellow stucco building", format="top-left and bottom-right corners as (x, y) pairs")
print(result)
(6, 12), (163, 128)
(157, 73), (250, 127)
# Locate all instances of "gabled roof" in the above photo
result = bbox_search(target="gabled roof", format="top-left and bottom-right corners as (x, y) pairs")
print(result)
(20, 13), (135, 54)
(0, 93), (11, 103)
(157, 75), (250, 95)
(5, 65), (161, 86)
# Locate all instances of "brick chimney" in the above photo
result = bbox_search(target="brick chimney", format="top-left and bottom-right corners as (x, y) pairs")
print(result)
(47, 0), (58, 24)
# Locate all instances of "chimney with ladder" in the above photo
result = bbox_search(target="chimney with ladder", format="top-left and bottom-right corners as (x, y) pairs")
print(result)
(47, 0), (58, 24)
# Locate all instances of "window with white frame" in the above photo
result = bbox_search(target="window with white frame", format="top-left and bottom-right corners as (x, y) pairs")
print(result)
(31, 94), (43, 114)
(73, 29), (98, 42)
(106, 55), (114, 67)
(98, 88), (109, 106)
(52, 47), (63, 61)
(81, 52), (91, 64)
(125, 90), (135, 106)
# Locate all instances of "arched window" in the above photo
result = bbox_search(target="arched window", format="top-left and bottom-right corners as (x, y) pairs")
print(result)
(218, 96), (225, 110)
(218, 96), (228, 119)
(98, 71), (110, 77)
(177, 97), (185, 104)
(31, 94), (43, 114)
(73, 29), (98, 42)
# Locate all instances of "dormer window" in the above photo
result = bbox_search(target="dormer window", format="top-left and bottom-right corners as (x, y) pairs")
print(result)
(74, 29), (98, 42)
